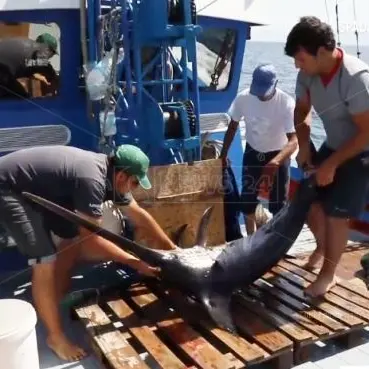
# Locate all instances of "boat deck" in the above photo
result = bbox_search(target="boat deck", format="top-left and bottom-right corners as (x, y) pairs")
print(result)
(71, 253), (369, 369)
(1, 226), (369, 369)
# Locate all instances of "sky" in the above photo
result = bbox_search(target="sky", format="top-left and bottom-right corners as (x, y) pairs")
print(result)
(247, 0), (369, 46)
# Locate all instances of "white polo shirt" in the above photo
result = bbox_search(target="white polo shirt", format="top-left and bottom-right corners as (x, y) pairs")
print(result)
(228, 87), (296, 153)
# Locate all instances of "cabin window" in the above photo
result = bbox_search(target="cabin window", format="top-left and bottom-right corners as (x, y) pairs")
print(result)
(170, 27), (237, 91)
(0, 22), (60, 100)
(196, 27), (236, 91)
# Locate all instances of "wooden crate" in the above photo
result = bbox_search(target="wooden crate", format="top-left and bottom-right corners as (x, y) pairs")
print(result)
(130, 159), (226, 248)
(73, 258), (369, 369)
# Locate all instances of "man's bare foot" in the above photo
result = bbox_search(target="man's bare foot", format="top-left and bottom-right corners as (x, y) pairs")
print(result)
(47, 334), (87, 361)
(302, 250), (324, 270)
(304, 275), (337, 297)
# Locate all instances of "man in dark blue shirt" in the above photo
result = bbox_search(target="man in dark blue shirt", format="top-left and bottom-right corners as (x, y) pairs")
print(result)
(0, 144), (176, 361)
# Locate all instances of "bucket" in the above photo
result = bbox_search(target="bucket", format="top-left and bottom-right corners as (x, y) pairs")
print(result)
(0, 299), (40, 369)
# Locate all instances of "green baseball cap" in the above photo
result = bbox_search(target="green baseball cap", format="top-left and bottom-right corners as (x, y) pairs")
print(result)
(36, 33), (58, 54)
(114, 145), (152, 189)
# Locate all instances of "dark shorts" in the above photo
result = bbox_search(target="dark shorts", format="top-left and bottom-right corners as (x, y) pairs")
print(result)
(240, 143), (290, 215)
(311, 142), (369, 218)
(0, 190), (79, 265)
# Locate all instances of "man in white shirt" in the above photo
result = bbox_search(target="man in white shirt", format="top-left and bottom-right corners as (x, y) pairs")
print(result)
(220, 63), (298, 235)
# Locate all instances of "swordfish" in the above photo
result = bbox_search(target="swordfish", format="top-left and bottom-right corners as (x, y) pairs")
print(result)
(22, 174), (318, 333)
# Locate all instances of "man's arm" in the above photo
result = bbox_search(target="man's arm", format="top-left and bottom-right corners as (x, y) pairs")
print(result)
(294, 72), (312, 149)
(326, 71), (369, 168)
(220, 95), (243, 159)
(272, 132), (298, 165)
(219, 119), (239, 159)
(72, 178), (161, 274)
(76, 212), (159, 275)
(119, 198), (176, 250)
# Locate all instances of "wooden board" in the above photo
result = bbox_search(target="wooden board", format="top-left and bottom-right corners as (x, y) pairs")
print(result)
(73, 258), (369, 369)
(17, 78), (44, 98)
(130, 159), (226, 247)
(0, 22), (30, 37)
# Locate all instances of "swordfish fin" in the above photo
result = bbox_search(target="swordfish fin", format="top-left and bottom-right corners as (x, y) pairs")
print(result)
(201, 292), (237, 334)
(171, 224), (188, 246)
(22, 192), (163, 266)
(195, 206), (214, 247)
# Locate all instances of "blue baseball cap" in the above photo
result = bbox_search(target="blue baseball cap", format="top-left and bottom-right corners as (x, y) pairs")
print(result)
(250, 63), (277, 97)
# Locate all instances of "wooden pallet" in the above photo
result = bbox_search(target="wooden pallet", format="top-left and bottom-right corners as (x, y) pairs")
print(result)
(73, 258), (369, 369)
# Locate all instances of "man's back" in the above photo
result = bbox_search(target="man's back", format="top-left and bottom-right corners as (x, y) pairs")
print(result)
(0, 146), (108, 214)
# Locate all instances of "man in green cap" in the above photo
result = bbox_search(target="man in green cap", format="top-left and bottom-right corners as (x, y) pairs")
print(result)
(0, 32), (58, 98)
(36, 33), (59, 56)
(0, 144), (176, 362)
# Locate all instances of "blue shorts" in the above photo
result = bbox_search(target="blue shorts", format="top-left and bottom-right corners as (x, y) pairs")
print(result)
(311, 142), (369, 218)
(240, 143), (290, 216)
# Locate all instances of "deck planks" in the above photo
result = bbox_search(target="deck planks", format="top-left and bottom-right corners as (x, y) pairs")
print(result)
(73, 257), (369, 369)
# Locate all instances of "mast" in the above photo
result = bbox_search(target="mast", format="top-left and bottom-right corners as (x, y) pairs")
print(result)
(335, 0), (361, 58)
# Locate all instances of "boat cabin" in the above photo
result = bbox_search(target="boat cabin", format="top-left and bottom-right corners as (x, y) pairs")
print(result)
(0, 0), (265, 272)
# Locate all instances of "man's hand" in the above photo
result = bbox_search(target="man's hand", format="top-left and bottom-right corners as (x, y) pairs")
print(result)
(120, 199), (177, 250)
(33, 73), (50, 86)
(261, 158), (279, 191)
(296, 145), (314, 171)
(220, 155), (230, 168)
(315, 159), (337, 187)
(134, 260), (161, 278)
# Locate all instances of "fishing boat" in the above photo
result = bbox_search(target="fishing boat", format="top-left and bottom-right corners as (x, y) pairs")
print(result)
(1, 1), (369, 369)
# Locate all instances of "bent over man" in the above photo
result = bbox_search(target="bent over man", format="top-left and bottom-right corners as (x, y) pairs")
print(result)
(285, 16), (369, 297)
(220, 63), (297, 235)
(0, 144), (176, 361)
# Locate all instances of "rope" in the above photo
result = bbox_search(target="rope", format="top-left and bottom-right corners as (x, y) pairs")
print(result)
(197, 0), (219, 13)
(352, 0), (361, 58)
(335, 0), (341, 47)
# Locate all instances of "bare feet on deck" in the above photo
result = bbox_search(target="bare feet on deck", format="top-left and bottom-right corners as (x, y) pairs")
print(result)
(47, 334), (87, 361)
(302, 249), (324, 270)
(304, 275), (337, 297)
